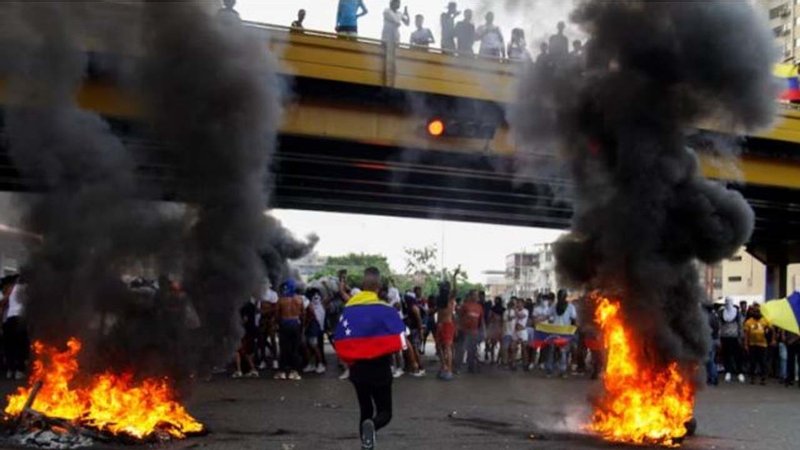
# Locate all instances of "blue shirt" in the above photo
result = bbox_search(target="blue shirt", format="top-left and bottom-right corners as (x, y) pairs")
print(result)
(337, 0), (365, 29)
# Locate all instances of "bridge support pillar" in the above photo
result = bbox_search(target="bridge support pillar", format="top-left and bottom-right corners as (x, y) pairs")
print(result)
(765, 263), (788, 301)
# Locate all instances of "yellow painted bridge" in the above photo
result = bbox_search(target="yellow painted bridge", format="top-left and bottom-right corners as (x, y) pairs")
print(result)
(0, 18), (799, 263)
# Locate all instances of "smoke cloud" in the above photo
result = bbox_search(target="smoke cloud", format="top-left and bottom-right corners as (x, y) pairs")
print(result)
(0, 1), (316, 377)
(512, 0), (777, 366)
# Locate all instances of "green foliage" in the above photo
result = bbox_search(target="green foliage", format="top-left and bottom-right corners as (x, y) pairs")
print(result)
(311, 253), (392, 287)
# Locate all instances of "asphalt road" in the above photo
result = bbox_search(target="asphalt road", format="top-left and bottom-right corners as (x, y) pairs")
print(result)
(0, 361), (798, 450)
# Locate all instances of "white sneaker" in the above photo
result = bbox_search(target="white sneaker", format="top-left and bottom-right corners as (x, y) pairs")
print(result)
(724, 373), (732, 383)
(288, 371), (302, 381)
(258, 361), (268, 370)
(339, 368), (350, 380)
(13, 371), (25, 381)
(231, 371), (243, 379)
(738, 374), (746, 383)
(302, 364), (315, 373)
(246, 370), (259, 378)
(272, 360), (279, 370)
(315, 364), (326, 374)
(411, 369), (426, 377)
(393, 368), (404, 378)
(273, 372), (287, 380)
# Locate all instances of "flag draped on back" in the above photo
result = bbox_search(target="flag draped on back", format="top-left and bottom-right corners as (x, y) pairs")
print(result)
(761, 291), (800, 335)
(333, 290), (405, 365)
(531, 323), (577, 349)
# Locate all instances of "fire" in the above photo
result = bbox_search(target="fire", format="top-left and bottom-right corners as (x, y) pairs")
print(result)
(590, 297), (694, 447)
(4, 338), (204, 440)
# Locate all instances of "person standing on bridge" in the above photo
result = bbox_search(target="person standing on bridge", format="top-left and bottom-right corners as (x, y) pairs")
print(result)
(454, 9), (476, 56)
(334, 267), (406, 450)
(440, 2), (460, 54)
(291, 9), (306, 30)
(382, 0), (410, 46)
(337, 0), (369, 37)
(410, 14), (435, 49)
(476, 12), (505, 60)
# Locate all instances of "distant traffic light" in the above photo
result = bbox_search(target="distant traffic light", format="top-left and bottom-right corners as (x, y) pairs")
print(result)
(424, 117), (496, 139)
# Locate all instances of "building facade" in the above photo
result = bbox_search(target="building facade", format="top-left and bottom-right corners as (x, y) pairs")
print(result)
(504, 244), (558, 299)
(759, 0), (799, 62)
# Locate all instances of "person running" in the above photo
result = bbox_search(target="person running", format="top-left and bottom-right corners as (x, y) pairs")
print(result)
(743, 304), (771, 385)
(719, 297), (746, 383)
(334, 267), (406, 450)
(337, 0), (369, 37)
(436, 271), (459, 380)
(410, 14), (435, 49)
(440, 2), (459, 53)
(275, 280), (304, 380)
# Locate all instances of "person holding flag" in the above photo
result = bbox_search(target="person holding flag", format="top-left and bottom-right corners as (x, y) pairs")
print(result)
(334, 267), (406, 450)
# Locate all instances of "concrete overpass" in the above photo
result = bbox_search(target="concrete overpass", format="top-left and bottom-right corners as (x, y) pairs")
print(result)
(1, 17), (800, 291)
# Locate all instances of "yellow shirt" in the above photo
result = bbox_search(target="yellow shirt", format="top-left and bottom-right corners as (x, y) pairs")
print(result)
(744, 317), (770, 347)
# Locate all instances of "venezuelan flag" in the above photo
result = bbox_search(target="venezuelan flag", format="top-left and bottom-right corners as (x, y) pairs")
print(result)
(761, 291), (800, 335)
(333, 290), (406, 364)
(775, 63), (800, 102)
(531, 323), (578, 349)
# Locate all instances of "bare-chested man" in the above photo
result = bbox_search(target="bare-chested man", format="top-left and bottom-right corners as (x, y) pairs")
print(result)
(436, 269), (459, 381)
(275, 279), (304, 380)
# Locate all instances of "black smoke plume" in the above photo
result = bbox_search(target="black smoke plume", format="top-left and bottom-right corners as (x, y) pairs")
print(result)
(513, 0), (776, 366)
(0, 1), (316, 377)
(0, 3), (183, 362)
(140, 1), (315, 370)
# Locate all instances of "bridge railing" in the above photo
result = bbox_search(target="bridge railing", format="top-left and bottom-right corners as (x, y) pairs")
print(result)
(247, 21), (519, 102)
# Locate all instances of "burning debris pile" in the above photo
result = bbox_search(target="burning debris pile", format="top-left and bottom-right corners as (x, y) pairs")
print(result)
(513, 0), (777, 446)
(4, 338), (204, 447)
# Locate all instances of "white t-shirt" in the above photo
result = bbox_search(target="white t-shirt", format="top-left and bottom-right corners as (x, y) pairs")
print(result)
(382, 8), (403, 43)
(503, 307), (516, 336)
(264, 288), (278, 304)
(5, 284), (25, 319)
(478, 24), (504, 52)
(515, 308), (529, 330)
(532, 304), (549, 323)
(550, 303), (577, 326)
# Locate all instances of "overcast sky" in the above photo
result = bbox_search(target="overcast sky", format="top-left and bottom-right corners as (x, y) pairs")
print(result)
(237, 0), (580, 47)
(272, 209), (565, 282)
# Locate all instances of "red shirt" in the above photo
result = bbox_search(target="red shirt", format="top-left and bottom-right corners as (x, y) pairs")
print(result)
(460, 302), (483, 332)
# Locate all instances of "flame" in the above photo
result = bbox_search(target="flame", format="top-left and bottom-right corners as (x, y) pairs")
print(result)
(4, 338), (204, 439)
(590, 297), (694, 447)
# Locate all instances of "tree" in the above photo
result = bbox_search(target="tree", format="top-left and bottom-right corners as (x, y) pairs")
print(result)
(311, 253), (393, 287)
(403, 245), (440, 295)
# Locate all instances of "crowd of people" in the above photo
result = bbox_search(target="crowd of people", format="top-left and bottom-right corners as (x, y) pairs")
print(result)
(705, 297), (800, 388)
(285, 1), (585, 62)
(231, 268), (604, 383)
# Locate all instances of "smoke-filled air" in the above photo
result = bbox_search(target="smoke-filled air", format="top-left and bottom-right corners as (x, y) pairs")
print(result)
(512, 0), (777, 367)
(0, 1), (316, 378)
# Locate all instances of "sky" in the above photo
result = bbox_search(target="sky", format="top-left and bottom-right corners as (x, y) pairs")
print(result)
(272, 209), (565, 282)
(237, 0), (580, 47)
